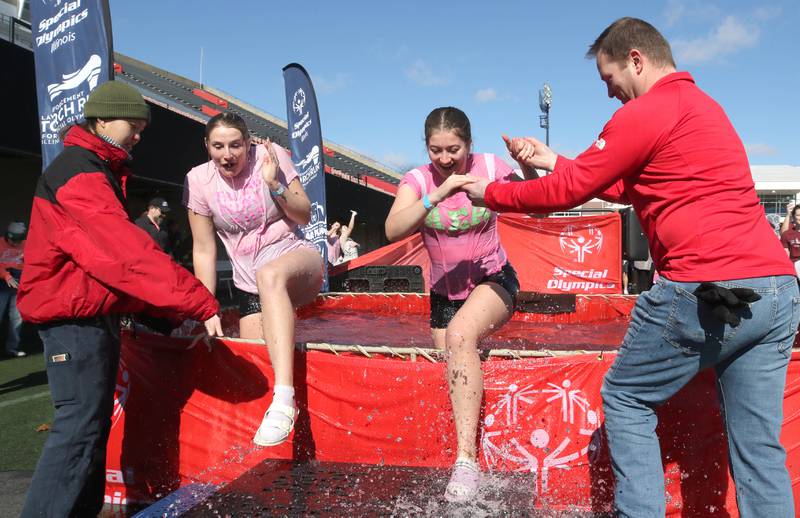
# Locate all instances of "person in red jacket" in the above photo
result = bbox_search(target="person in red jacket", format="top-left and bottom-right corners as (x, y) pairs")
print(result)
(17, 81), (220, 518)
(0, 221), (26, 356)
(462, 18), (799, 517)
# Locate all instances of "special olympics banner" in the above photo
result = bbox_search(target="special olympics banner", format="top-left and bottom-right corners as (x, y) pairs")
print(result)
(282, 63), (329, 291)
(31, 0), (115, 169)
(330, 214), (622, 294)
(499, 213), (622, 294)
(102, 293), (800, 514)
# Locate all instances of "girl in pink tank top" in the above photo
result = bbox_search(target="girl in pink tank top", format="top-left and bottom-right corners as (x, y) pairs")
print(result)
(385, 107), (539, 502)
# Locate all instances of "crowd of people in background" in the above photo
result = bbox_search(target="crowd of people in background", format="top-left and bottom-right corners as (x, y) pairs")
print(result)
(326, 209), (360, 265)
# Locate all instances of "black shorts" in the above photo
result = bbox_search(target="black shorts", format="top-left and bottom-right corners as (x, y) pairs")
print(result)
(236, 288), (261, 318)
(429, 262), (520, 329)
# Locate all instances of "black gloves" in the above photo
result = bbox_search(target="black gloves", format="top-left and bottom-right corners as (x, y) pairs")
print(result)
(693, 282), (761, 327)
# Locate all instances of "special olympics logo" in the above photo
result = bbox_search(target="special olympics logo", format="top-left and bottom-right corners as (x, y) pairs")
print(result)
(46, 54), (102, 102)
(559, 224), (603, 263)
(481, 379), (602, 496)
(309, 201), (325, 225)
(292, 88), (306, 116)
(111, 357), (130, 429)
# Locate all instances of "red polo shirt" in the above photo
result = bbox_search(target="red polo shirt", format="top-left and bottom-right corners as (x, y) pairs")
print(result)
(781, 228), (800, 262)
(485, 72), (794, 282)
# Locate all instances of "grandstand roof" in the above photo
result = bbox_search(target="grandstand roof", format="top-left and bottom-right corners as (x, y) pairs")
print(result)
(114, 52), (401, 196)
(751, 165), (800, 193)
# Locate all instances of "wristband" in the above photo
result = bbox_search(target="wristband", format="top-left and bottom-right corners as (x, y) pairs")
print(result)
(270, 183), (286, 198)
(422, 193), (434, 210)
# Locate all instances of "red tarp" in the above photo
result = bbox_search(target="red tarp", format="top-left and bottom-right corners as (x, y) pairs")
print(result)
(332, 213), (622, 294)
(104, 294), (800, 516)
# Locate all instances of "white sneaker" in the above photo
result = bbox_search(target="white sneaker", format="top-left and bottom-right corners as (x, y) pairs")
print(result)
(253, 401), (298, 447)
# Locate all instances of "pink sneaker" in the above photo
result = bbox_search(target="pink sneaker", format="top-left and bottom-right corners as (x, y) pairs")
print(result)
(444, 459), (481, 502)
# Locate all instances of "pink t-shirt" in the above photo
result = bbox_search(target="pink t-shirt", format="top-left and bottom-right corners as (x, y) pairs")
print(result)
(184, 143), (310, 294)
(399, 153), (514, 300)
(326, 235), (341, 265)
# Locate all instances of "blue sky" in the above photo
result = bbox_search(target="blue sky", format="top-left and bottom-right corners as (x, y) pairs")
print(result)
(107, 0), (799, 171)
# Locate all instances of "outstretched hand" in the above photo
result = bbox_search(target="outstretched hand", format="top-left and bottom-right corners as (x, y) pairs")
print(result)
(187, 314), (223, 353)
(260, 139), (281, 189)
(204, 314), (223, 337)
(502, 135), (557, 171)
(430, 174), (478, 204)
(460, 177), (491, 207)
(503, 135), (535, 165)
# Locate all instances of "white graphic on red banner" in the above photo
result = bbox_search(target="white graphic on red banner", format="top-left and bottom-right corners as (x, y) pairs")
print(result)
(559, 224), (604, 263)
(112, 357), (130, 429)
(481, 379), (602, 496)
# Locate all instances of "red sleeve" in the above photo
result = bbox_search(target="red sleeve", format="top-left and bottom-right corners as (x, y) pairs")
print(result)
(56, 172), (219, 321)
(485, 102), (663, 213)
(0, 242), (18, 281)
(599, 179), (629, 204)
(781, 232), (790, 248)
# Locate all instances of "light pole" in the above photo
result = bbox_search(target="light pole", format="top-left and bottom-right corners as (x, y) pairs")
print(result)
(539, 83), (552, 146)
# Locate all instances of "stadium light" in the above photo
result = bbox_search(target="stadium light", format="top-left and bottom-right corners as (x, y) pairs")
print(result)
(539, 83), (552, 146)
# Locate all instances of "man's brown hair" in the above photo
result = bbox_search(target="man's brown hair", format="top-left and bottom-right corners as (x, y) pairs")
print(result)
(587, 17), (675, 68)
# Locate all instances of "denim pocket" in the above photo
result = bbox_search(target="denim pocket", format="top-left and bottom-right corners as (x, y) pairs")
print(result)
(663, 286), (739, 354)
(777, 297), (800, 357)
(42, 333), (78, 407)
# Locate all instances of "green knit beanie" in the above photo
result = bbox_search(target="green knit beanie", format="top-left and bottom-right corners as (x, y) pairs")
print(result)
(84, 81), (151, 122)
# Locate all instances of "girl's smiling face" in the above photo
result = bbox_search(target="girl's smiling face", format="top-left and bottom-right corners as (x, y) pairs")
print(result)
(427, 129), (469, 178)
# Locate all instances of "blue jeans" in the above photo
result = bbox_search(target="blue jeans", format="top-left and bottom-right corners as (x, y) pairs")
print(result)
(0, 287), (22, 354)
(21, 317), (120, 518)
(602, 275), (800, 517)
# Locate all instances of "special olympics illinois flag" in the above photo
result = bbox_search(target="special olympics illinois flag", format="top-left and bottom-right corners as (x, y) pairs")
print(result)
(31, 0), (115, 169)
(282, 63), (329, 291)
(498, 213), (622, 294)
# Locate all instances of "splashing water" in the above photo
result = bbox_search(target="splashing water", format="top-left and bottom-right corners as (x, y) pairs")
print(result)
(139, 460), (608, 517)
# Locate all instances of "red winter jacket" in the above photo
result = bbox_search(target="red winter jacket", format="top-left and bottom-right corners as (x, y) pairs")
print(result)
(17, 126), (219, 324)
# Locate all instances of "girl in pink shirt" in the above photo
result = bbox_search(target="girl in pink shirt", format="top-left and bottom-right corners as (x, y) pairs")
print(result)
(384, 107), (538, 502)
(184, 113), (323, 447)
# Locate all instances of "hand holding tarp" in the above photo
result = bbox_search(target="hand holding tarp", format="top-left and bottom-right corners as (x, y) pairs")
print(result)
(187, 332), (214, 353)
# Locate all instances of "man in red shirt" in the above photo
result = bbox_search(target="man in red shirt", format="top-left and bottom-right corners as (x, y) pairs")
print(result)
(780, 207), (800, 277)
(464, 17), (798, 517)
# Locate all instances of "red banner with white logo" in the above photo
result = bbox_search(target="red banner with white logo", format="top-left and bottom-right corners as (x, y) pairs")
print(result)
(498, 213), (622, 294)
(104, 294), (800, 515)
(331, 213), (622, 294)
